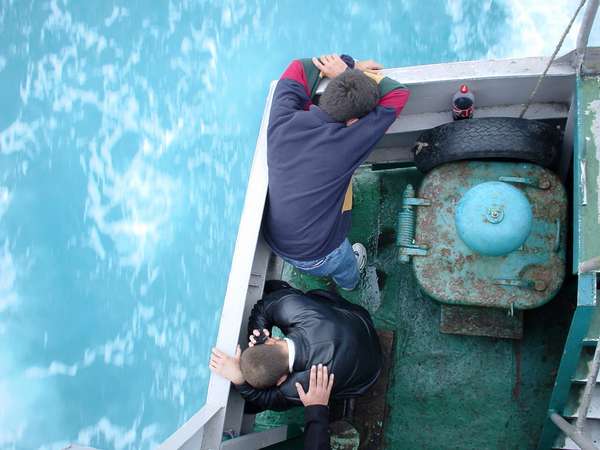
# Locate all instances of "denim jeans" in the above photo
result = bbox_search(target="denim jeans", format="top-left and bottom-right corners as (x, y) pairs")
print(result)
(284, 239), (359, 290)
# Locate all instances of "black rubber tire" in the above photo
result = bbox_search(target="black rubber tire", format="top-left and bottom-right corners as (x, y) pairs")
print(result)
(413, 117), (561, 173)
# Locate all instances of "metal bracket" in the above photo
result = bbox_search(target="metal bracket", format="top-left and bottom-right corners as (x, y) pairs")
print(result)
(403, 198), (431, 206)
(494, 278), (547, 291)
(508, 302), (514, 317)
(414, 141), (429, 155)
(399, 243), (429, 257)
(554, 219), (561, 253)
(499, 176), (551, 190)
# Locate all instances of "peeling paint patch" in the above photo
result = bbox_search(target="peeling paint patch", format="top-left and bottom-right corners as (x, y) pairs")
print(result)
(586, 97), (600, 224)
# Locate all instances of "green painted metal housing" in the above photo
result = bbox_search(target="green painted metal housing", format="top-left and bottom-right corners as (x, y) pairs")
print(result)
(573, 75), (600, 273)
(412, 161), (567, 310)
(538, 74), (600, 450)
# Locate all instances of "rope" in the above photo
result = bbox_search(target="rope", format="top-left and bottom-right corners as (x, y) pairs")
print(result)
(519, 0), (587, 118)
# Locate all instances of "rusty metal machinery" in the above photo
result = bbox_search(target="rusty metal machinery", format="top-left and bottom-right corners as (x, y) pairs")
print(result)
(397, 161), (567, 311)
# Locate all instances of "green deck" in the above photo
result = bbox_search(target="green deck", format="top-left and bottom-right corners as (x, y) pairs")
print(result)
(261, 166), (575, 450)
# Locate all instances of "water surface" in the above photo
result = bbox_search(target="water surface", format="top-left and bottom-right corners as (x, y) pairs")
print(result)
(0, 0), (598, 448)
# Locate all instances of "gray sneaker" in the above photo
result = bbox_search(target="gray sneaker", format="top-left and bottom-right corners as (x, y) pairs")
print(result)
(352, 243), (367, 273)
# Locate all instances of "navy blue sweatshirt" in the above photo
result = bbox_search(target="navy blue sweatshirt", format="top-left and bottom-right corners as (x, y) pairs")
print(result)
(263, 57), (410, 261)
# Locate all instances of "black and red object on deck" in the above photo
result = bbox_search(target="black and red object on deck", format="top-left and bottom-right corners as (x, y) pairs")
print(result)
(452, 84), (475, 120)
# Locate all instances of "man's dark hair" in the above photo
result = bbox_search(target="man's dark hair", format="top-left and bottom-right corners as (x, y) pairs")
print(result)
(240, 344), (289, 389)
(319, 69), (379, 122)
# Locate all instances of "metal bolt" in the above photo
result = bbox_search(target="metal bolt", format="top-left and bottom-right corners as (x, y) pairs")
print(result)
(539, 178), (551, 189)
(486, 207), (504, 224)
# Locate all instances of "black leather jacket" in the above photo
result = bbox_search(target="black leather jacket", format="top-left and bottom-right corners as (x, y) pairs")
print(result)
(237, 286), (382, 411)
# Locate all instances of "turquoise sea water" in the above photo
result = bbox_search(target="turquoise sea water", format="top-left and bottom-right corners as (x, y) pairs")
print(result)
(1, 1), (599, 449)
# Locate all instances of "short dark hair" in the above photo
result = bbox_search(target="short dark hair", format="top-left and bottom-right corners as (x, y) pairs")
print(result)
(240, 345), (289, 389)
(319, 69), (379, 122)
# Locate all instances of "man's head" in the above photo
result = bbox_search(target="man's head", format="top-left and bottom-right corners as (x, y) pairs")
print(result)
(240, 339), (289, 389)
(319, 69), (379, 123)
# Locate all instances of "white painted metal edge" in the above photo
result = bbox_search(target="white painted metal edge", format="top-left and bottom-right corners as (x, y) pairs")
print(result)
(381, 55), (575, 84)
(158, 403), (221, 450)
(158, 80), (277, 449)
(220, 426), (288, 450)
(316, 54), (576, 95)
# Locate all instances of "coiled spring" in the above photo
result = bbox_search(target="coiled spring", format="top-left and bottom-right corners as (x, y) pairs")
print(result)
(397, 184), (416, 264)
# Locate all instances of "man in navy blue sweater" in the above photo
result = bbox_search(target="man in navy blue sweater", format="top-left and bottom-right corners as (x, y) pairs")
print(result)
(263, 54), (410, 290)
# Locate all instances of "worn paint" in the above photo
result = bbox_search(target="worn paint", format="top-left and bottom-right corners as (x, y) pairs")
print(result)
(413, 161), (567, 310)
(576, 76), (600, 270)
(440, 304), (523, 339)
(588, 98), (600, 225)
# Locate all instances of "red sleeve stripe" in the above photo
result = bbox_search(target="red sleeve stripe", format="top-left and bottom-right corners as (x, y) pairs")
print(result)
(379, 89), (410, 117)
(280, 60), (310, 97)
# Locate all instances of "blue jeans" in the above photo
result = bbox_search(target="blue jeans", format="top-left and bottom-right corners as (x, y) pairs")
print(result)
(284, 239), (359, 290)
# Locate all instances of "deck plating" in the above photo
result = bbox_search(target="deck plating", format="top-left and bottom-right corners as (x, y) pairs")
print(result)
(412, 161), (567, 310)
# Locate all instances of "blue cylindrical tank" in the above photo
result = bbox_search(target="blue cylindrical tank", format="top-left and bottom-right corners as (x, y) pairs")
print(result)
(455, 181), (532, 256)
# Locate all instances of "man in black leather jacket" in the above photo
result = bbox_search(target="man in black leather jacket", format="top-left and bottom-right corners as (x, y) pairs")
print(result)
(209, 281), (382, 412)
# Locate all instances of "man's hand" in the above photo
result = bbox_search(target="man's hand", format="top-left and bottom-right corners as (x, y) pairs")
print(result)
(249, 328), (273, 347)
(209, 346), (245, 385)
(295, 364), (335, 407)
(356, 59), (384, 72)
(312, 54), (348, 79)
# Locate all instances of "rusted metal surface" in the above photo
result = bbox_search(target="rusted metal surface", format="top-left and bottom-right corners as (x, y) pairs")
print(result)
(440, 304), (523, 339)
(413, 161), (567, 309)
